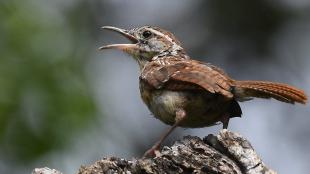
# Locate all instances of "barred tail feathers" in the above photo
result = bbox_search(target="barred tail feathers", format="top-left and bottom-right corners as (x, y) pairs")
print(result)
(233, 81), (307, 104)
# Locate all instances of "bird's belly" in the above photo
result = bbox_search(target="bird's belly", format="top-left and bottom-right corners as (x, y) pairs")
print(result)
(143, 90), (227, 128)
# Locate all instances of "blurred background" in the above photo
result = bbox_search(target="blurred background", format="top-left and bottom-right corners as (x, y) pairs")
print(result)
(0, 0), (309, 173)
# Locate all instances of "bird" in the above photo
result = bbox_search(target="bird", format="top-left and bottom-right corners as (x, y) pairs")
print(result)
(99, 26), (307, 157)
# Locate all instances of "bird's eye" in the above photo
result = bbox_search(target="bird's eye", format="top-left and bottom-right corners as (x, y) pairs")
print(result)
(142, 30), (152, 39)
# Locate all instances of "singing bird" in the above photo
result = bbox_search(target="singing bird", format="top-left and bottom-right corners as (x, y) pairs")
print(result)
(99, 26), (307, 157)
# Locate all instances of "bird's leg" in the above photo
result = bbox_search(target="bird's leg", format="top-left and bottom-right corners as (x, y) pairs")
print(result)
(143, 109), (187, 158)
(220, 113), (230, 129)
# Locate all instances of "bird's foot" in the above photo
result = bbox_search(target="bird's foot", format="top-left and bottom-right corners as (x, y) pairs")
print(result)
(143, 143), (161, 158)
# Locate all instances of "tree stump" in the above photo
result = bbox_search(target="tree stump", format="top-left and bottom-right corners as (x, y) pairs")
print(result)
(33, 130), (276, 174)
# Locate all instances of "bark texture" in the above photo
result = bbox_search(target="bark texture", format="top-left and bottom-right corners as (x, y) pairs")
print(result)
(33, 130), (276, 174)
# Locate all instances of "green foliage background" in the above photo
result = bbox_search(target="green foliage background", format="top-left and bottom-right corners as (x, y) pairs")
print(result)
(0, 1), (309, 174)
(0, 0), (97, 163)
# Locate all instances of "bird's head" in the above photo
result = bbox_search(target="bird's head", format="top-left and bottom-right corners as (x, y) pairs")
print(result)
(100, 26), (186, 68)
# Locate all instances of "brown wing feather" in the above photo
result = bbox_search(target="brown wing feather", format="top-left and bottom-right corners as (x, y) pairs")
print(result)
(141, 58), (233, 98)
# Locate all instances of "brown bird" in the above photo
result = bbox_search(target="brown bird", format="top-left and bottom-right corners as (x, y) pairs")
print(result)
(99, 26), (307, 157)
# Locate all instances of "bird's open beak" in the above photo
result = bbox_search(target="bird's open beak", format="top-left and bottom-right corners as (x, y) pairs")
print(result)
(99, 26), (139, 51)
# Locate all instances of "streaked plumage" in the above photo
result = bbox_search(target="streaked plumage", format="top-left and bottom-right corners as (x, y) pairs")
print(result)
(100, 26), (307, 156)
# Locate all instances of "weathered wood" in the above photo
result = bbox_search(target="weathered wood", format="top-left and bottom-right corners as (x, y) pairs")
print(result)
(33, 130), (276, 174)
(32, 167), (62, 174)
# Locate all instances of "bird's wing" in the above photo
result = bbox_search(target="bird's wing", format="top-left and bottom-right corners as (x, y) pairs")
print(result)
(140, 58), (233, 98)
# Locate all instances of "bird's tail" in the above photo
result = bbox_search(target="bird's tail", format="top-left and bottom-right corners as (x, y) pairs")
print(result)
(232, 80), (307, 104)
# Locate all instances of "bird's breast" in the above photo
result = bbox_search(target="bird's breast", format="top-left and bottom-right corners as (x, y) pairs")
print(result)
(139, 81), (229, 128)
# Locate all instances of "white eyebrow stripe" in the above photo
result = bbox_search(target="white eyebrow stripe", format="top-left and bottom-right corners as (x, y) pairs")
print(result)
(147, 28), (175, 44)
(147, 28), (183, 51)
